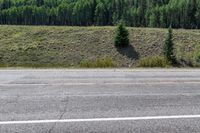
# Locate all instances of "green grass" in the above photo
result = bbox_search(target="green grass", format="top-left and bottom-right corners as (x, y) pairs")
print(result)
(0, 25), (199, 68)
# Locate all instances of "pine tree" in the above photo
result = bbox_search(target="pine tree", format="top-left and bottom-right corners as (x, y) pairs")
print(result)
(163, 26), (176, 64)
(114, 20), (129, 47)
(187, 0), (197, 28)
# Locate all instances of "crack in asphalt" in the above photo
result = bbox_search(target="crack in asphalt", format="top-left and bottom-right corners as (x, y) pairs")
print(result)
(47, 96), (69, 133)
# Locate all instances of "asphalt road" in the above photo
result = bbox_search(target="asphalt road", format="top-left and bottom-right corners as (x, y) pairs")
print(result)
(1, 69), (200, 133)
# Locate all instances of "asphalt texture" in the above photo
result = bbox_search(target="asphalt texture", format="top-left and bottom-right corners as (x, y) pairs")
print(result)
(0, 69), (200, 133)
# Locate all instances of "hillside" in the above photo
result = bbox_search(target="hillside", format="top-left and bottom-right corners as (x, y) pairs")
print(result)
(0, 25), (199, 67)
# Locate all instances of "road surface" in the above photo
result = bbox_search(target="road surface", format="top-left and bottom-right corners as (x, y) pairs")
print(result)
(0, 69), (200, 133)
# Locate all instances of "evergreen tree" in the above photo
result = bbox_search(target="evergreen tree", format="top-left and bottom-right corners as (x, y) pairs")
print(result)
(163, 26), (176, 64)
(187, 0), (197, 28)
(114, 20), (129, 47)
(0, 0), (199, 28)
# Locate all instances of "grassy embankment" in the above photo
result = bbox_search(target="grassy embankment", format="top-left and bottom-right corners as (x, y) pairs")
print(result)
(0, 25), (199, 68)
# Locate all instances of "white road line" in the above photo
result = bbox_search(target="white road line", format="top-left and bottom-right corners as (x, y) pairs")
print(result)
(1, 115), (200, 125)
(0, 81), (200, 86)
(105, 82), (200, 85)
(0, 83), (96, 86)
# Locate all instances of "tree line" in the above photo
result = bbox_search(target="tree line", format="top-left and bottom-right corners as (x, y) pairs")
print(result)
(0, 0), (200, 28)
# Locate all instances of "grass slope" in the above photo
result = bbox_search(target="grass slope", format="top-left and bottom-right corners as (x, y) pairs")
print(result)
(0, 25), (199, 67)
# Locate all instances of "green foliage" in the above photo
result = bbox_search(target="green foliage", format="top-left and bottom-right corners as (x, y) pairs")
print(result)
(138, 55), (171, 68)
(80, 57), (114, 68)
(114, 21), (129, 47)
(0, 0), (200, 28)
(163, 27), (176, 64)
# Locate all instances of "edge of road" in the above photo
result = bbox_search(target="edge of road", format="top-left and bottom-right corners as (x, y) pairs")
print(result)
(0, 68), (200, 72)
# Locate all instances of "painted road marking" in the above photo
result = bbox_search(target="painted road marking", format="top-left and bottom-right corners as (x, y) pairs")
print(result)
(0, 81), (200, 86)
(1, 115), (200, 125)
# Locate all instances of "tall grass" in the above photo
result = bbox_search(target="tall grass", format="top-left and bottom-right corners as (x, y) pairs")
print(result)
(138, 55), (171, 68)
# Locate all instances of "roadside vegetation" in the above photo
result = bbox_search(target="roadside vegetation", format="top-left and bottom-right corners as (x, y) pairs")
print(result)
(80, 57), (114, 68)
(163, 27), (177, 65)
(138, 56), (170, 68)
(114, 21), (129, 48)
(0, 25), (200, 68)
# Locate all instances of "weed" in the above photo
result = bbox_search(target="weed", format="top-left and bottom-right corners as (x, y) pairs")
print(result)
(80, 57), (115, 68)
(138, 55), (171, 67)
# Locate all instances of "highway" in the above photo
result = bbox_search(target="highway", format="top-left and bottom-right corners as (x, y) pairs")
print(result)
(0, 69), (200, 133)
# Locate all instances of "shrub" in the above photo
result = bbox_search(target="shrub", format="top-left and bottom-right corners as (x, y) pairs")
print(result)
(163, 27), (176, 64)
(138, 55), (171, 67)
(114, 20), (129, 47)
(80, 57), (115, 68)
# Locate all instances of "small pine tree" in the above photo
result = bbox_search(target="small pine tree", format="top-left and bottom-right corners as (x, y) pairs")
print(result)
(114, 21), (129, 47)
(163, 27), (176, 64)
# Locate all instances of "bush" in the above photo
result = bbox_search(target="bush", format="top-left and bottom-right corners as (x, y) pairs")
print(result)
(80, 57), (115, 68)
(138, 55), (171, 67)
(163, 27), (176, 64)
(114, 21), (129, 47)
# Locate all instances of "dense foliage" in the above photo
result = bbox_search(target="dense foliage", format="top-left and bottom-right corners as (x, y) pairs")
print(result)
(0, 0), (200, 28)
(114, 21), (129, 47)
